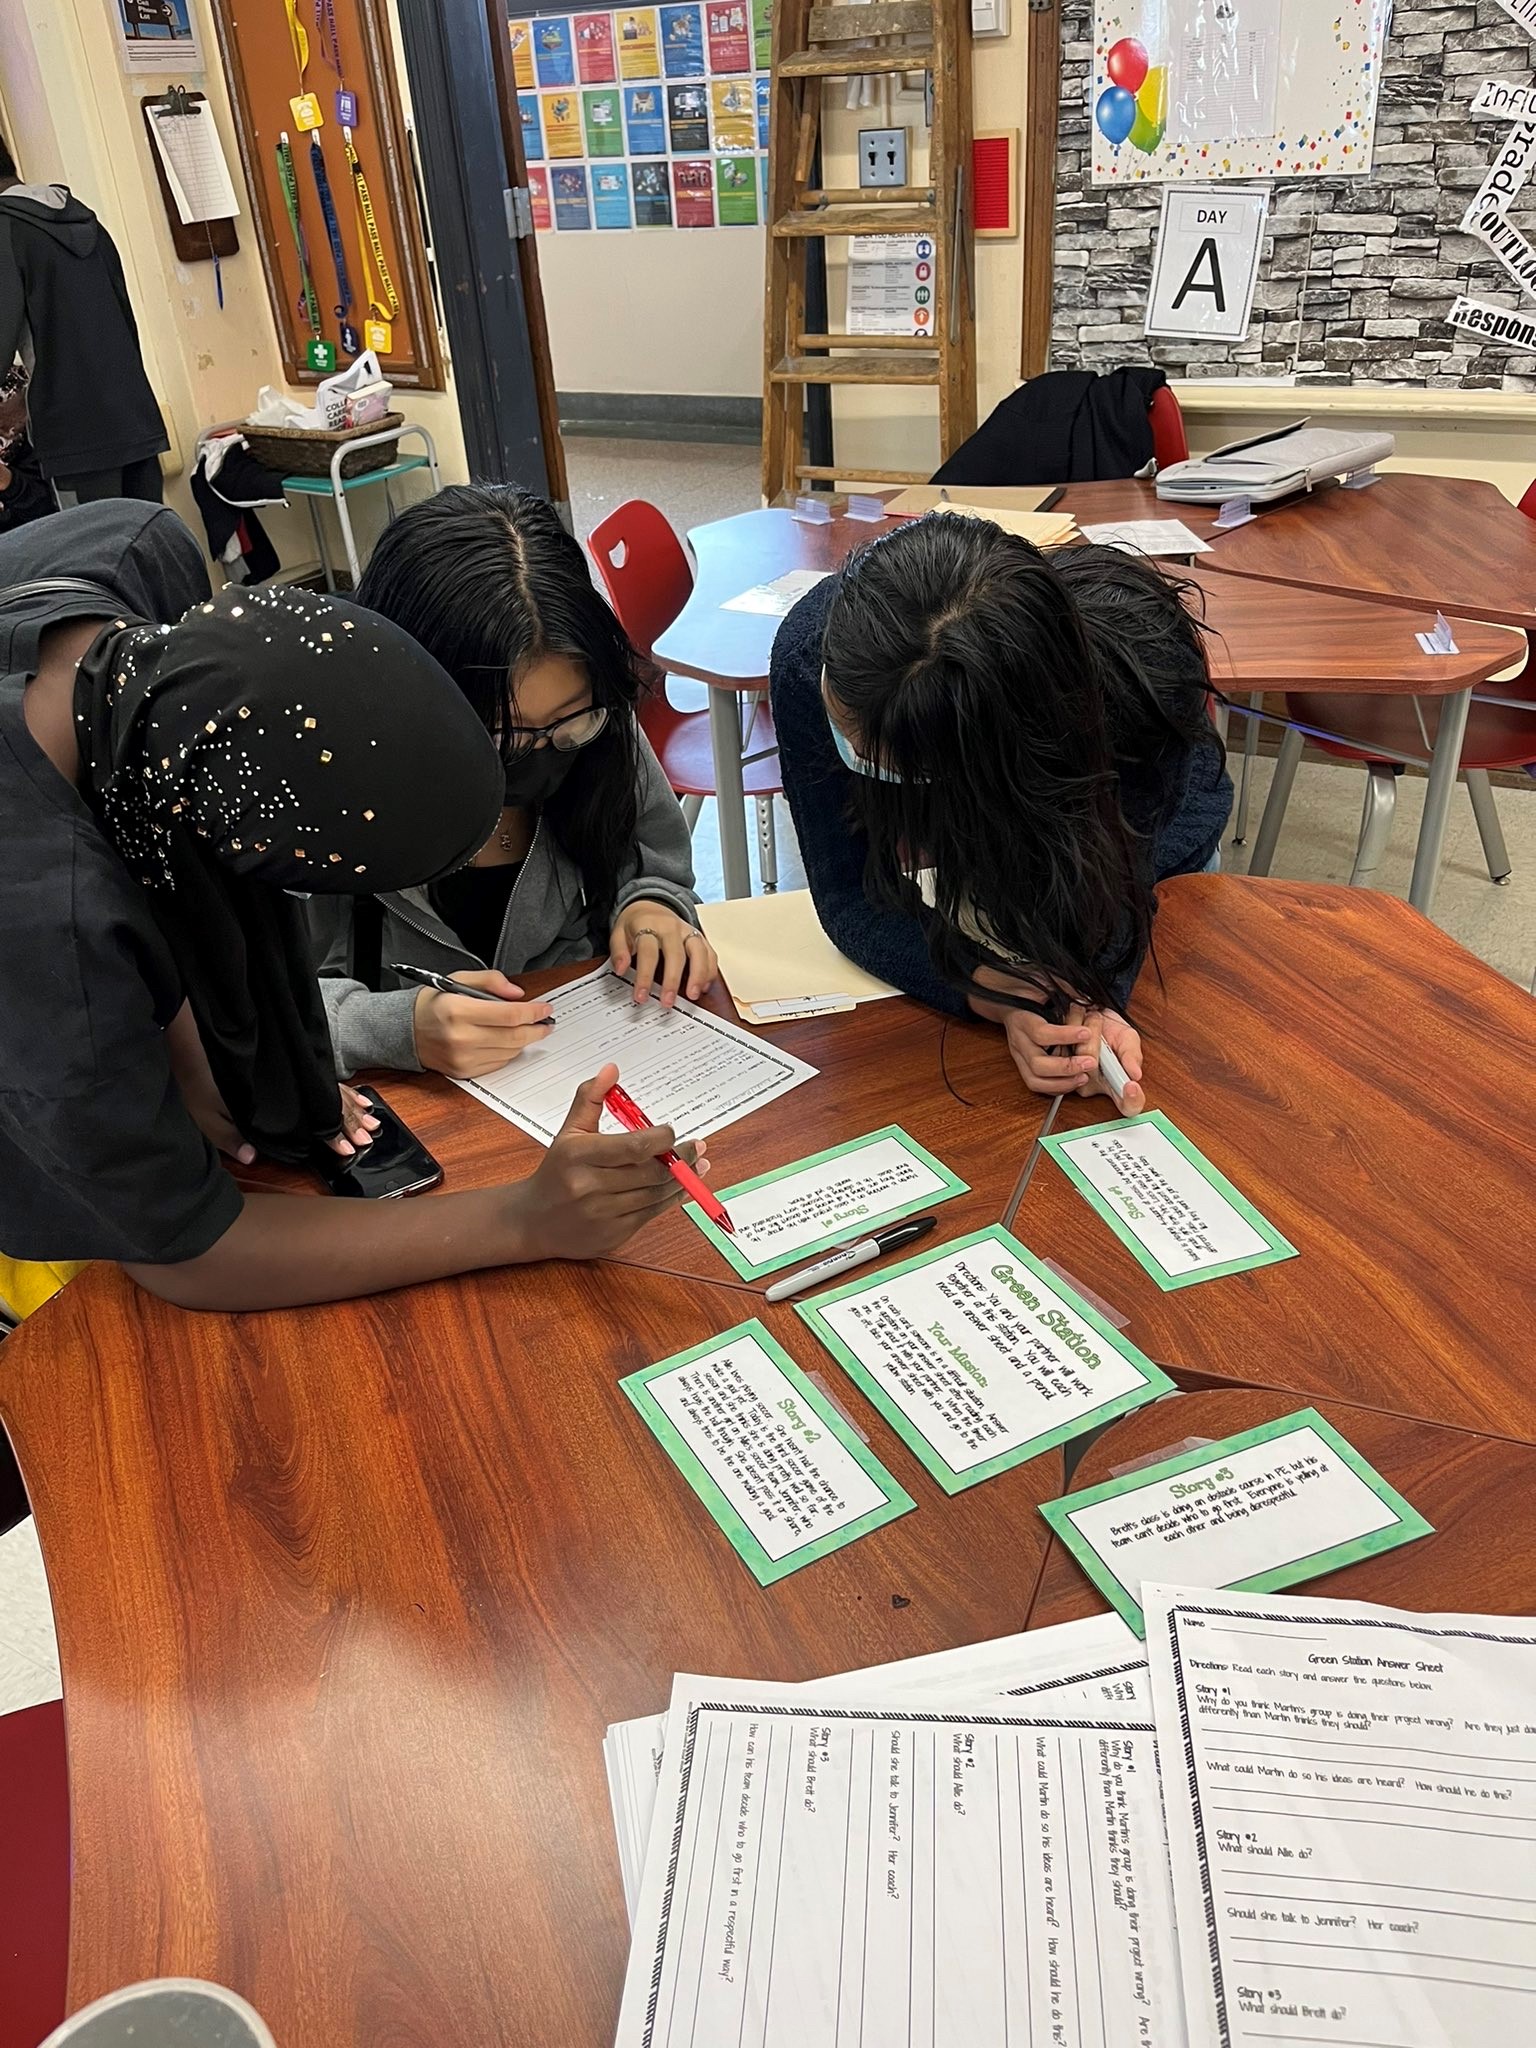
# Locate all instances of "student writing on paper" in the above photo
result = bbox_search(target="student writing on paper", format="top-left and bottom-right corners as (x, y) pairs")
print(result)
(311, 486), (718, 1080)
(0, 505), (707, 1314)
(771, 516), (1232, 1106)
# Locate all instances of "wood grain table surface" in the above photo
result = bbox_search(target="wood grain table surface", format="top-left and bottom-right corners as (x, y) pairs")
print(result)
(3, 1258), (1067, 2042)
(1026, 1386), (1536, 1632)
(4, 876), (1534, 2038)
(1059, 473), (1536, 629)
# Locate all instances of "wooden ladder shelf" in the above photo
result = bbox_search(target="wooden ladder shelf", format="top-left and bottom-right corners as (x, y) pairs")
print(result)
(761, 0), (976, 498)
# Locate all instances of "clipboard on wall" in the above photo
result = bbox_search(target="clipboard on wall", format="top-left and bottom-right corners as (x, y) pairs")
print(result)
(140, 89), (240, 263)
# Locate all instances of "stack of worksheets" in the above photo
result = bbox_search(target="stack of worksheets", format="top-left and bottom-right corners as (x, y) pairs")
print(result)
(605, 1587), (1536, 2046)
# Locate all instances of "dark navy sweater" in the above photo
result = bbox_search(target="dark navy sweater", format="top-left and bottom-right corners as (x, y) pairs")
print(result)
(768, 574), (1233, 1016)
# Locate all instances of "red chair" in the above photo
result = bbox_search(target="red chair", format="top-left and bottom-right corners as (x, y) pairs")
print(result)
(0, 1699), (70, 2048)
(1248, 479), (1536, 893)
(1148, 385), (1189, 471)
(588, 500), (783, 890)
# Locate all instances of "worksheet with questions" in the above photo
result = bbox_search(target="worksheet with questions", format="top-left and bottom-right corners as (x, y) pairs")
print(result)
(797, 1226), (1175, 1493)
(614, 1672), (1185, 2047)
(452, 964), (817, 1144)
(1146, 1583), (1536, 2048)
(1042, 1109), (1297, 1289)
(1042, 1410), (1432, 1635)
(620, 1320), (913, 1585)
(685, 1124), (968, 1279)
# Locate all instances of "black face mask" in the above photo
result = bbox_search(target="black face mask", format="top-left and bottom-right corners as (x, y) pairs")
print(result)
(502, 744), (579, 807)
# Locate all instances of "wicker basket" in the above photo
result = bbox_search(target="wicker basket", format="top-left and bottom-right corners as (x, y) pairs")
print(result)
(245, 412), (406, 482)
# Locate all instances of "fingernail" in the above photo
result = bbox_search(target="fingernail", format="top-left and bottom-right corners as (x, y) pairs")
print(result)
(335, 1139), (355, 1157)
(237, 1145), (256, 1165)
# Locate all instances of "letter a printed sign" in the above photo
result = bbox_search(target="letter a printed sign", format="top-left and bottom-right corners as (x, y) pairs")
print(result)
(1145, 183), (1268, 342)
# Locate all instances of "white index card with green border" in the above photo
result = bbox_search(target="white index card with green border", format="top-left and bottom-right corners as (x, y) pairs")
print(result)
(684, 1124), (968, 1280)
(794, 1226), (1175, 1495)
(1040, 1108), (1297, 1290)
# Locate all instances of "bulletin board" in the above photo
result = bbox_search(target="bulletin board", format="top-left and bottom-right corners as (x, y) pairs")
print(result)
(1089, 0), (1391, 186)
(507, 0), (772, 232)
(210, 0), (443, 387)
(1044, 0), (1536, 394)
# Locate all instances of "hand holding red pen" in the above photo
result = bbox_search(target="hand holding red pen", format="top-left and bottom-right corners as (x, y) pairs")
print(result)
(605, 1078), (735, 1235)
(513, 1065), (712, 1259)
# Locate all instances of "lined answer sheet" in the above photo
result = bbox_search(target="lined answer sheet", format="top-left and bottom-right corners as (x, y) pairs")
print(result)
(1146, 1583), (1536, 2047)
(603, 1614), (1149, 1926)
(615, 1673), (1183, 2047)
(453, 965), (816, 1144)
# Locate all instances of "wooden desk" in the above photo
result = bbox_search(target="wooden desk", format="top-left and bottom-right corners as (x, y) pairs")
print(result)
(1061, 478), (1533, 914)
(1027, 1387), (1536, 1631)
(652, 505), (903, 897)
(2, 1260), (1066, 2042)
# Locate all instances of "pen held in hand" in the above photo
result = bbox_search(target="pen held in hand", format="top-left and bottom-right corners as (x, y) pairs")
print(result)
(603, 1080), (734, 1234)
(763, 1215), (938, 1303)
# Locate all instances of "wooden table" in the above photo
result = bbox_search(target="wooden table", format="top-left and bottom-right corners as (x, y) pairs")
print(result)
(1027, 1386), (1536, 1631)
(651, 504), (903, 897)
(7, 877), (1536, 2039)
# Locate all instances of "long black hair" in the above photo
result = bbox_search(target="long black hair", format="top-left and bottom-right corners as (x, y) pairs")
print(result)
(820, 515), (1215, 1016)
(357, 483), (643, 924)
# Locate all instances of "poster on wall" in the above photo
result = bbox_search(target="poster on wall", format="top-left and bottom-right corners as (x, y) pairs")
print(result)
(575, 11), (618, 81)
(715, 153), (759, 223)
(1145, 183), (1267, 339)
(518, 92), (544, 161)
(624, 84), (668, 153)
(533, 16), (577, 86)
(710, 79), (756, 152)
(593, 163), (635, 227)
(707, 0), (752, 72)
(667, 82), (711, 151)
(752, 0), (773, 68)
(660, 2), (707, 76)
(542, 90), (585, 158)
(110, 0), (204, 73)
(528, 166), (552, 230)
(846, 233), (934, 335)
(553, 164), (593, 228)
(617, 6), (662, 76)
(756, 73), (771, 148)
(1091, 0), (1389, 184)
(583, 88), (625, 155)
(509, 20), (536, 89)
(672, 157), (717, 224)
(634, 159), (675, 224)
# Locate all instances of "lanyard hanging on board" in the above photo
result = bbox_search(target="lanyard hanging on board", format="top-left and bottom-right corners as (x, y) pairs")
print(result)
(283, 0), (325, 132)
(275, 130), (334, 371)
(344, 125), (400, 352)
(309, 131), (359, 357)
(313, 0), (358, 128)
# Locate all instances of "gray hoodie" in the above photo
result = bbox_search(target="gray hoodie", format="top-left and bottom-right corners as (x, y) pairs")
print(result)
(308, 726), (700, 1075)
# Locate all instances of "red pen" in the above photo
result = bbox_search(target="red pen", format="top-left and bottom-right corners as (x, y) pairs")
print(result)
(604, 1082), (735, 1235)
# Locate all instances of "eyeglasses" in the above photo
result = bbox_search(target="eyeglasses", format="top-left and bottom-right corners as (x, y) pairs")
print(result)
(500, 705), (609, 757)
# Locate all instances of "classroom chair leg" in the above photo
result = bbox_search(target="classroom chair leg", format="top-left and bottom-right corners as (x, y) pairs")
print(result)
(1246, 726), (1304, 877)
(679, 794), (704, 834)
(1232, 692), (1264, 845)
(1466, 768), (1513, 885)
(756, 797), (779, 893)
(1349, 765), (1399, 888)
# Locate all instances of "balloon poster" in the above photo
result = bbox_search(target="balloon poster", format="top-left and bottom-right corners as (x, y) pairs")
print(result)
(1091, 0), (1389, 185)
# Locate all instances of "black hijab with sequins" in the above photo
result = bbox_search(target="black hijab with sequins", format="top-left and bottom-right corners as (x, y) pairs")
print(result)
(72, 584), (503, 1162)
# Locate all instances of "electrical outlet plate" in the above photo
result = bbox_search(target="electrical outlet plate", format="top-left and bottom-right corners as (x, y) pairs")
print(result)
(858, 126), (909, 188)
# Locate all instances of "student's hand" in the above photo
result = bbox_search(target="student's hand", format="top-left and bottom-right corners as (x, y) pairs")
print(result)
(508, 1063), (710, 1259)
(413, 970), (556, 1079)
(1082, 1010), (1145, 1115)
(609, 901), (717, 1007)
(325, 1084), (383, 1160)
(996, 1004), (1145, 1112)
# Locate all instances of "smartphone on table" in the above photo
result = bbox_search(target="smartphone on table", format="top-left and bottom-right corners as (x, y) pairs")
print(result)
(313, 1089), (443, 1199)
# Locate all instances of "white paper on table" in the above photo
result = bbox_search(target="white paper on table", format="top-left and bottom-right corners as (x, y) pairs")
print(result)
(720, 568), (830, 616)
(1146, 1581), (1536, 2048)
(1051, 1120), (1271, 1276)
(615, 1671), (1184, 2046)
(602, 1614), (1147, 1925)
(452, 964), (817, 1145)
(801, 1229), (1170, 1487)
(1081, 518), (1212, 557)
(715, 1128), (957, 1273)
(147, 103), (241, 225)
